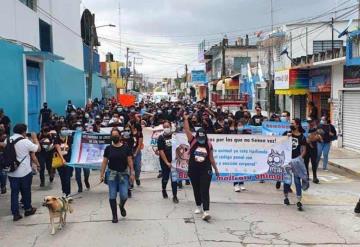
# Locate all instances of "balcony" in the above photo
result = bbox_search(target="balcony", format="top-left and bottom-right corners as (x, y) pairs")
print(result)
(211, 92), (249, 106)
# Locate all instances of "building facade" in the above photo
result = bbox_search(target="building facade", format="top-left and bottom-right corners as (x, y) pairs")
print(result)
(0, 0), (97, 132)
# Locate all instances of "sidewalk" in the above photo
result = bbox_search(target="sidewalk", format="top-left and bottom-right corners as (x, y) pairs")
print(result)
(328, 147), (360, 176)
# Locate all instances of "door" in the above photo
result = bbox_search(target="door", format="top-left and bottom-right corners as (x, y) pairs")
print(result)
(293, 95), (307, 120)
(27, 62), (41, 133)
(342, 91), (360, 151)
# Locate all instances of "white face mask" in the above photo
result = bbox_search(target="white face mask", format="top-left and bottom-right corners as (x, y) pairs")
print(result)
(163, 128), (171, 135)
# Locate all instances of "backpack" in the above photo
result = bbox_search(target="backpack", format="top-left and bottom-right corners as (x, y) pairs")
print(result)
(2, 137), (26, 172)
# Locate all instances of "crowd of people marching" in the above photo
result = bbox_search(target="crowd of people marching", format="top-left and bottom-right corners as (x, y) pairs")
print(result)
(1, 96), (359, 223)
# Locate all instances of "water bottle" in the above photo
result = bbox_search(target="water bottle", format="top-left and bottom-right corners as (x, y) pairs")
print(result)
(171, 167), (178, 183)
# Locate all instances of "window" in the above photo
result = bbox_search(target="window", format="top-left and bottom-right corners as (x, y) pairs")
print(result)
(39, 19), (53, 53)
(19, 0), (36, 11)
(313, 40), (343, 54)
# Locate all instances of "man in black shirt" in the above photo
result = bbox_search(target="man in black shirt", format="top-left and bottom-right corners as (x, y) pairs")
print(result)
(251, 106), (265, 126)
(157, 121), (178, 203)
(39, 102), (52, 127)
(234, 104), (244, 121)
(0, 108), (11, 135)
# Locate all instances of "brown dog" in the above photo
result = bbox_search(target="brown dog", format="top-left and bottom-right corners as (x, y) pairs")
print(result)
(43, 196), (74, 235)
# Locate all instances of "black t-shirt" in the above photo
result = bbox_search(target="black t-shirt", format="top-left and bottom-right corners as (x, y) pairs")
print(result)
(188, 137), (212, 170)
(157, 134), (172, 165)
(235, 111), (244, 121)
(307, 127), (318, 149)
(319, 124), (336, 143)
(40, 108), (52, 124)
(251, 115), (264, 126)
(283, 131), (306, 158)
(104, 144), (132, 172)
(133, 131), (143, 152)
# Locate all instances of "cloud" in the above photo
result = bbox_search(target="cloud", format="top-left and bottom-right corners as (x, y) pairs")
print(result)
(82, 0), (351, 81)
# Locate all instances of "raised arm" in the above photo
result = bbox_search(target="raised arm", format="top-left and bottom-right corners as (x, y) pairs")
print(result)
(183, 113), (193, 142)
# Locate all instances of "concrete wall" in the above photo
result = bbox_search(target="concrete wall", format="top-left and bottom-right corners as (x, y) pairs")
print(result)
(45, 60), (86, 116)
(0, 0), (83, 70)
(0, 40), (25, 126)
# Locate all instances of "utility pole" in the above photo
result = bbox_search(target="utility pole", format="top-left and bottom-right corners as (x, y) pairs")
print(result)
(87, 14), (95, 100)
(185, 64), (188, 89)
(332, 18), (334, 59)
(267, 0), (274, 114)
(133, 57), (136, 91)
(221, 36), (226, 78)
(125, 47), (129, 93)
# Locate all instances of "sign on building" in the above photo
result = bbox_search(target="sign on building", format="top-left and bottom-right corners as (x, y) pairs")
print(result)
(274, 70), (289, 89)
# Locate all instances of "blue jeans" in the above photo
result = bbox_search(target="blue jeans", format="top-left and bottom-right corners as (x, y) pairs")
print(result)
(75, 168), (90, 191)
(8, 172), (33, 216)
(284, 175), (302, 198)
(317, 142), (331, 170)
(0, 170), (7, 189)
(108, 173), (129, 201)
(134, 152), (142, 180)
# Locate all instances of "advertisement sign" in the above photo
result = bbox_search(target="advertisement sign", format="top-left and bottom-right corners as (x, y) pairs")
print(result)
(344, 65), (360, 88)
(274, 70), (289, 89)
(172, 133), (292, 182)
(191, 70), (207, 84)
(309, 67), (331, 92)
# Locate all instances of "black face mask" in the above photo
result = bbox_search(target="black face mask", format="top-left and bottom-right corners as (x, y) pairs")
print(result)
(290, 125), (296, 131)
(111, 136), (120, 143)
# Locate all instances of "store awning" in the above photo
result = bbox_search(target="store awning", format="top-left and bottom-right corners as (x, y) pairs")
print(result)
(275, 89), (309, 95)
(216, 78), (239, 90)
(24, 51), (64, 61)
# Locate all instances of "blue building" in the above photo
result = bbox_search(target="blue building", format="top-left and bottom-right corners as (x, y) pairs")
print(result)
(0, 0), (101, 132)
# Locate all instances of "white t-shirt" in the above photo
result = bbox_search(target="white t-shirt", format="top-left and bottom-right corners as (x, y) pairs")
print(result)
(7, 134), (39, 178)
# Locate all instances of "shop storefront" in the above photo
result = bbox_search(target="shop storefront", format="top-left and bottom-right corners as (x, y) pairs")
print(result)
(275, 69), (309, 119)
(308, 66), (332, 119)
(342, 65), (360, 150)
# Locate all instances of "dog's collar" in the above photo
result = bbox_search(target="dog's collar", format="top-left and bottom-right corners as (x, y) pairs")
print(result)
(56, 197), (68, 213)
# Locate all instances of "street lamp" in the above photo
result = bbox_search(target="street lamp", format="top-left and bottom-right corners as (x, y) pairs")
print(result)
(87, 22), (116, 100)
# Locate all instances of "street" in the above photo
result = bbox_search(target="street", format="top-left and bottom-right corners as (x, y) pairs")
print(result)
(1, 167), (359, 247)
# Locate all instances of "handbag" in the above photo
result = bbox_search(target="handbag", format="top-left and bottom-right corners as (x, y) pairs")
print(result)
(52, 152), (64, 169)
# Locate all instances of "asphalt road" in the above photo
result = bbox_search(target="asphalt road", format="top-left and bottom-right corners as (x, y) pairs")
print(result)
(0, 167), (359, 247)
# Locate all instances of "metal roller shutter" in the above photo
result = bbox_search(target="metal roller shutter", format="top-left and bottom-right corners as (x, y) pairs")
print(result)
(343, 91), (360, 151)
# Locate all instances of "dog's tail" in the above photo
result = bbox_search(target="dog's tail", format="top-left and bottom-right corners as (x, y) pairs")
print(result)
(68, 204), (74, 214)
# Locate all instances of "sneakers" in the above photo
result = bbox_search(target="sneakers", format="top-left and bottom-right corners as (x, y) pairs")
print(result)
(136, 179), (141, 186)
(1, 187), (6, 194)
(284, 198), (290, 205)
(162, 190), (168, 199)
(313, 178), (320, 184)
(297, 202), (303, 211)
(24, 207), (37, 217)
(323, 169), (329, 172)
(275, 181), (281, 189)
(202, 211), (211, 221)
(13, 214), (23, 221)
(194, 206), (202, 214)
(173, 196), (179, 204)
(355, 200), (360, 214)
(234, 185), (241, 192)
(240, 186), (246, 191)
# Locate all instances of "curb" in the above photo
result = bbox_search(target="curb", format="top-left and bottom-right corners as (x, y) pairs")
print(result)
(328, 160), (360, 178)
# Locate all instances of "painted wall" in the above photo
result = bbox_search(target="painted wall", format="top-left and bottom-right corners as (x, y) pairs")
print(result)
(0, 40), (25, 126)
(0, 0), (83, 70)
(92, 74), (103, 100)
(45, 60), (86, 116)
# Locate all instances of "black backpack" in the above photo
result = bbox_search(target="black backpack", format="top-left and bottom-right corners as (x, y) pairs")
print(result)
(2, 137), (25, 172)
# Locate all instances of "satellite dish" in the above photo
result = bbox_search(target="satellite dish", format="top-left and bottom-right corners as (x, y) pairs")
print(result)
(280, 47), (288, 56)
(333, 19), (353, 38)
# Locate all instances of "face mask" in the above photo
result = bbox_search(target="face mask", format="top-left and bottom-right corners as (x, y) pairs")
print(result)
(290, 125), (296, 131)
(76, 127), (83, 131)
(44, 105), (48, 109)
(280, 117), (287, 123)
(111, 136), (120, 143)
(320, 120), (325, 125)
(122, 131), (130, 139)
(197, 138), (206, 145)
(167, 110), (172, 114)
(117, 108), (122, 112)
(157, 110), (162, 114)
(70, 112), (76, 116)
(60, 130), (70, 137)
(113, 118), (119, 122)
(130, 109), (135, 113)
(85, 114), (89, 119)
(163, 128), (171, 135)
(237, 127), (244, 132)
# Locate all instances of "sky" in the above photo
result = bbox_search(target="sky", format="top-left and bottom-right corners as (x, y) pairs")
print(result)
(81, 0), (358, 82)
